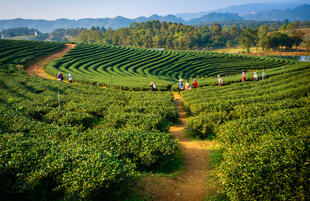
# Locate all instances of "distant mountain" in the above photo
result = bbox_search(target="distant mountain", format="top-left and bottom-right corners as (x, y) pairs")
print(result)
(243, 4), (310, 21)
(0, 2), (309, 33)
(175, 12), (210, 22)
(176, 2), (303, 21)
(0, 15), (185, 33)
(188, 13), (243, 25)
(214, 2), (302, 16)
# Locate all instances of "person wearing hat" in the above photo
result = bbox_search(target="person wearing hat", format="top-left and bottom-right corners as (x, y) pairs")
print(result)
(242, 72), (246, 82)
(218, 75), (223, 86)
(68, 73), (73, 83)
(178, 79), (183, 94)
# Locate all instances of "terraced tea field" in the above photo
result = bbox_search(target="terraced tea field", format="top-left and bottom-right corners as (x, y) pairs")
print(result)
(1, 39), (309, 201)
(46, 43), (295, 90)
(0, 39), (65, 72)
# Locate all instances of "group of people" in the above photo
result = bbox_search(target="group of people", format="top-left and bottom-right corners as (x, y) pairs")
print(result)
(57, 72), (72, 83)
(178, 79), (198, 93)
(217, 71), (263, 86)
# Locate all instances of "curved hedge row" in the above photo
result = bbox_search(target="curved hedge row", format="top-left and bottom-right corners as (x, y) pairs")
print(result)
(0, 39), (65, 66)
(46, 43), (294, 90)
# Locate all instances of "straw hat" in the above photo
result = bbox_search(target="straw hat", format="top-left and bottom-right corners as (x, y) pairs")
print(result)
(178, 79), (183, 82)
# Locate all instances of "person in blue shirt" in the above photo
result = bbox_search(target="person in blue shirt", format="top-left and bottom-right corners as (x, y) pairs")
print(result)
(178, 79), (183, 94)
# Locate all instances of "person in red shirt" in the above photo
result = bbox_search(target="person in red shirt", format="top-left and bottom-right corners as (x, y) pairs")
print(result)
(242, 72), (246, 82)
(192, 79), (198, 88)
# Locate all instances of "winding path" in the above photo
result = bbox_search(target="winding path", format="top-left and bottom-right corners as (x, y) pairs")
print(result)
(26, 43), (75, 79)
(140, 93), (214, 201)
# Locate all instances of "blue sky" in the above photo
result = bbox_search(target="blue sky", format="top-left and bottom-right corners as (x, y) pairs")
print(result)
(0, 0), (306, 20)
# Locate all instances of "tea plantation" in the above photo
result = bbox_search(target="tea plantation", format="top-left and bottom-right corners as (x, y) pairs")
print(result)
(46, 43), (294, 90)
(0, 39), (309, 200)
(182, 62), (310, 200)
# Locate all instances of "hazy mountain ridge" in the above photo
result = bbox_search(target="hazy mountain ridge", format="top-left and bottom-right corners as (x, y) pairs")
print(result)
(243, 4), (310, 21)
(188, 13), (244, 25)
(175, 2), (302, 21)
(0, 15), (185, 33)
(0, 3), (309, 33)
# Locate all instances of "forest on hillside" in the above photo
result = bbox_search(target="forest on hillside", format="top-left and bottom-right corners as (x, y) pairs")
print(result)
(76, 20), (310, 51)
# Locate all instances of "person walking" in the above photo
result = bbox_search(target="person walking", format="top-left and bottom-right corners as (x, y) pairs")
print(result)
(68, 74), (72, 83)
(185, 80), (190, 90)
(178, 79), (183, 94)
(192, 79), (198, 88)
(149, 81), (156, 91)
(218, 75), (223, 86)
(253, 72), (258, 81)
(242, 72), (246, 82)
(262, 70), (267, 80)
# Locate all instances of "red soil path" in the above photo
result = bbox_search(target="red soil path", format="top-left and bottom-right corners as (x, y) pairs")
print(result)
(25, 43), (76, 79)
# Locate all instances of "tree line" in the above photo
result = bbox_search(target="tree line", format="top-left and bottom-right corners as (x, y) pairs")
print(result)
(240, 25), (305, 53)
(1, 20), (308, 51)
(76, 20), (308, 52)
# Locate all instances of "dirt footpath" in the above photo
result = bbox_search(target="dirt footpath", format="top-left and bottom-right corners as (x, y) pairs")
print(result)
(26, 43), (75, 79)
(140, 93), (214, 201)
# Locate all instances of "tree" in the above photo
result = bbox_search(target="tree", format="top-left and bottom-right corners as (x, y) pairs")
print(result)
(211, 22), (222, 35)
(239, 28), (257, 53)
(304, 40), (310, 50)
(290, 30), (304, 49)
(257, 25), (269, 52)
(268, 32), (292, 51)
(77, 30), (102, 44)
